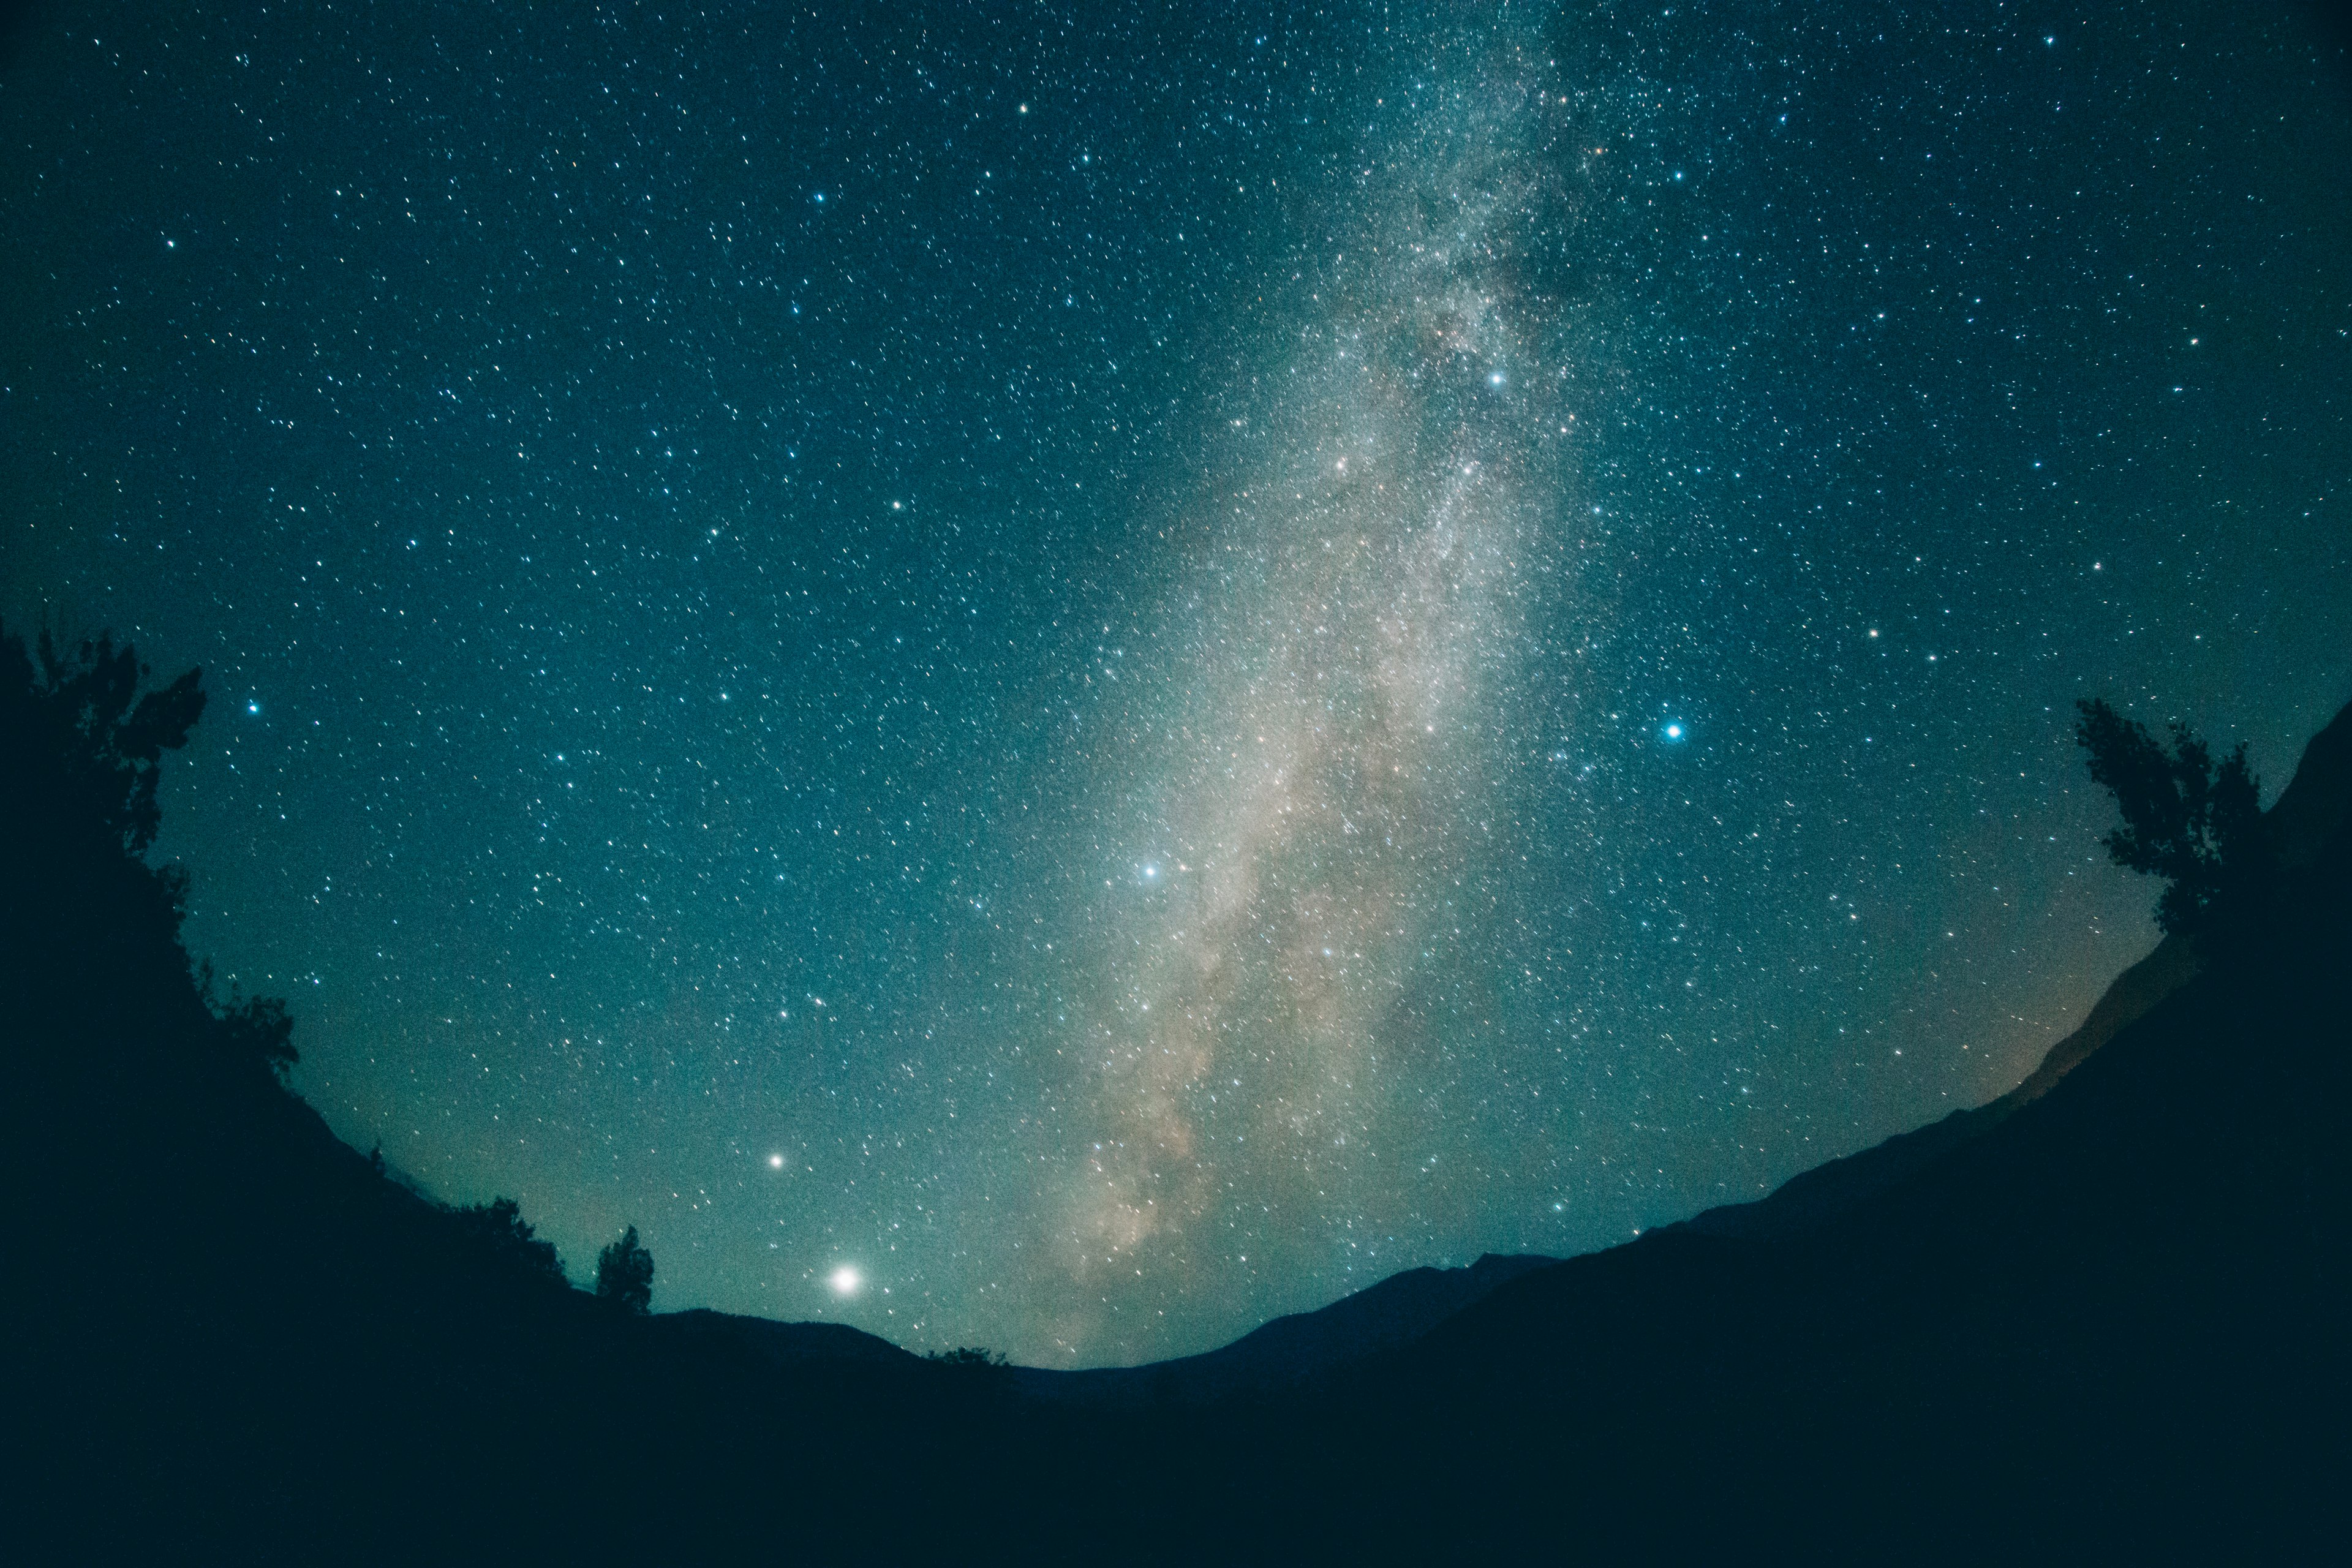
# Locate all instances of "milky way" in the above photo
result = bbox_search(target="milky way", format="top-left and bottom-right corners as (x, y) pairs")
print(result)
(1041, 24), (1581, 1351)
(4, 3), (2348, 1365)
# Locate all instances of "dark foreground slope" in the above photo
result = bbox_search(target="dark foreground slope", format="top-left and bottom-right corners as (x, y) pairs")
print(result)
(1679, 696), (2352, 1245)
(8, 638), (2347, 1564)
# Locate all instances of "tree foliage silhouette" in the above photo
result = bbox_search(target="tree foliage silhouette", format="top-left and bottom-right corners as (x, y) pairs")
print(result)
(3, 626), (205, 855)
(452, 1197), (567, 1287)
(2075, 696), (2275, 937)
(924, 1346), (1012, 1393)
(596, 1225), (655, 1314)
(1, 620), (303, 1082)
(217, 990), (299, 1080)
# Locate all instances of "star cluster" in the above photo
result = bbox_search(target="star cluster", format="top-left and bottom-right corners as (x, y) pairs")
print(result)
(3, 2), (2347, 1365)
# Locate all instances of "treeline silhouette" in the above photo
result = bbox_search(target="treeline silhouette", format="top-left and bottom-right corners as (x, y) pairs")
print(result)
(7, 626), (2346, 1562)
(2076, 695), (2278, 937)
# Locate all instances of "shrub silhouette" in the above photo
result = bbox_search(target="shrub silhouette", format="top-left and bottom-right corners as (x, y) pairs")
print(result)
(451, 1196), (567, 1286)
(925, 1346), (1012, 1394)
(2075, 696), (2276, 936)
(596, 1224), (655, 1314)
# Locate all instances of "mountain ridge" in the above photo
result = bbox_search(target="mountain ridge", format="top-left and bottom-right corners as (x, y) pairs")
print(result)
(1008, 1250), (1558, 1403)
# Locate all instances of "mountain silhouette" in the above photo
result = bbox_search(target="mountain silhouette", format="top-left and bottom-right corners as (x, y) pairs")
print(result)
(9, 625), (2345, 1562)
(1011, 1250), (1559, 1406)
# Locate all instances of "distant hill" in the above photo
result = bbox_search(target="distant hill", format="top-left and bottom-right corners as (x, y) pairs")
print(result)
(656, 1248), (1564, 1406)
(652, 1309), (927, 1373)
(1011, 1251), (1558, 1405)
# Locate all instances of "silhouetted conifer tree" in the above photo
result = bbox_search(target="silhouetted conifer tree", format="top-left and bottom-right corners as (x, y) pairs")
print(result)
(595, 1225), (655, 1314)
(2075, 696), (2276, 935)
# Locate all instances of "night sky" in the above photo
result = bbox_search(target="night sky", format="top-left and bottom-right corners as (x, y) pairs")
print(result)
(4, 2), (2348, 1366)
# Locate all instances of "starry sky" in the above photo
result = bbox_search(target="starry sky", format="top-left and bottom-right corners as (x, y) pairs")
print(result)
(4, 1), (2348, 1366)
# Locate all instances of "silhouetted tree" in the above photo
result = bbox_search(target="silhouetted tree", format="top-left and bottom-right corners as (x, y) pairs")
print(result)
(2075, 696), (2275, 936)
(2, 625), (206, 856)
(451, 1197), (567, 1286)
(184, 960), (303, 1080)
(596, 1224), (655, 1314)
(217, 990), (299, 1080)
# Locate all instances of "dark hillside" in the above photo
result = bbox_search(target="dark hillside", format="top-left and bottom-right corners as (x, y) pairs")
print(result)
(9, 628), (2345, 1562)
(0, 631), (1056, 1561)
